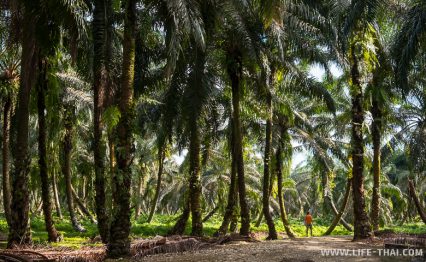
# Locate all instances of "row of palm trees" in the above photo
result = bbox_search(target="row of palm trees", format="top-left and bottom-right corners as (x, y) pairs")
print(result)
(0, 0), (426, 259)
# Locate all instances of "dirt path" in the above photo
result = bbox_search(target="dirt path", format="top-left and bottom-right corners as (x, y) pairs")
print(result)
(139, 236), (424, 262)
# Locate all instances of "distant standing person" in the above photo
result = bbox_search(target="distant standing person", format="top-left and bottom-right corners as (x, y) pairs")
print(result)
(305, 211), (313, 237)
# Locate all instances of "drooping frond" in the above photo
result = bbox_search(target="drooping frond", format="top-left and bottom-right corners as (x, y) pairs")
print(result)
(393, 0), (426, 92)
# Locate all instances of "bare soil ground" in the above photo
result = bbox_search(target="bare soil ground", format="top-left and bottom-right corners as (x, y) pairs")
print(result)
(1, 234), (425, 261)
(139, 236), (425, 262)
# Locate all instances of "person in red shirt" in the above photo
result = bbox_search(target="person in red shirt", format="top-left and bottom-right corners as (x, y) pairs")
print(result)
(305, 211), (313, 237)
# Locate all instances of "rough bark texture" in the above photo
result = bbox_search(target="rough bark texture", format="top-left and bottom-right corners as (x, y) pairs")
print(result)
(370, 98), (382, 231)
(228, 47), (250, 236)
(186, 43), (208, 237)
(262, 92), (277, 240)
(408, 179), (426, 224)
(147, 146), (165, 223)
(350, 44), (373, 240)
(276, 126), (296, 238)
(108, 0), (136, 257)
(92, 0), (110, 244)
(189, 121), (203, 236)
(8, 10), (37, 247)
(324, 179), (352, 235)
(62, 105), (86, 233)
(37, 59), (60, 242)
(2, 97), (12, 226)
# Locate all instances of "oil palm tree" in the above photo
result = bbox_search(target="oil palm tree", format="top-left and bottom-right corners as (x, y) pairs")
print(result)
(0, 17), (20, 226)
(107, 0), (137, 257)
(8, 0), (87, 247)
(55, 67), (93, 233)
(92, 0), (113, 244)
(330, 0), (387, 239)
(365, 36), (394, 231)
(36, 58), (61, 242)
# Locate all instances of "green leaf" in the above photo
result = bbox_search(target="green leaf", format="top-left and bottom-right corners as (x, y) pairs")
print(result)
(103, 106), (121, 134)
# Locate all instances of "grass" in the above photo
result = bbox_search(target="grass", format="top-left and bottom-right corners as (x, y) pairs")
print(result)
(0, 214), (425, 249)
(382, 222), (426, 235)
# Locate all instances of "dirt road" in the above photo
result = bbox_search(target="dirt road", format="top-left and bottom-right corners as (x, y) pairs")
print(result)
(140, 236), (424, 262)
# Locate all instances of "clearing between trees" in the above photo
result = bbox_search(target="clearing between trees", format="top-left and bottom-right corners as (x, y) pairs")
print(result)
(1, 232), (425, 261)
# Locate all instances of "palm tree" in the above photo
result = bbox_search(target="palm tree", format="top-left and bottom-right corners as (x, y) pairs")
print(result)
(226, 42), (251, 236)
(332, 0), (386, 240)
(147, 145), (166, 223)
(219, 0), (264, 237)
(366, 37), (394, 231)
(92, 0), (112, 244)
(141, 0), (208, 235)
(408, 179), (426, 223)
(36, 58), (60, 241)
(62, 102), (86, 233)
(324, 178), (352, 235)
(0, 26), (19, 226)
(392, 0), (426, 225)
(7, 1), (38, 246)
(215, 118), (238, 236)
(108, 0), (137, 257)
(275, 121), (296, 238)
(1, 93), (12, 226)
(386, 57), (426, 223)
(8, 0), (87, 247)
(56, 69), (94, 232)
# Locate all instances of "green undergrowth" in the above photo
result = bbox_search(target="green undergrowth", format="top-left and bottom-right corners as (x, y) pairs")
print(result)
(382, 222), (426, 235)
(0, 214), (424, 249)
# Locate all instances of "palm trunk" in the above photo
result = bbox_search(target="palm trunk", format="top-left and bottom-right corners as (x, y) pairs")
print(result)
(350, 44), (372, 240)
(323, 172), (352, 231)
(134, 170), (144, 220)
(37, 58), (60, 242)
(276, 126), (296, 238)
(189, 121), (203, 236)
(254, 173), (275, 227)
(52, 170), (63, 219)
(228, 47), (250, 236)
(2, 96), (12, 226)
(215, 125), (237, 236)
(324, 179), (352, 235)
(321, 171), (331, 215)
(71, 187), (97, 224)
(8, 13), (38, 247)
(370, 98), (382, 231)
(93, 0), (111, 244)
(229, 191), (239, 233)
(203, 206), (219, 223)
(255, 211), (263, 227)
(186, 44), (208, 237)
(254, 173), (275, 228)
(408, 179), (426, 224)
(263, 92), (277, 240)
(168, 193), (191, 235)
(62, 105), (86, 233)
(108, 0), (136, 257)
(327, 195), (353, 231)
(147, 146), (165, 223)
